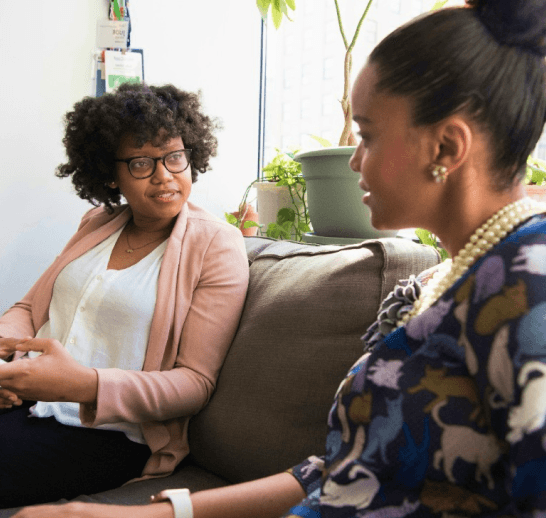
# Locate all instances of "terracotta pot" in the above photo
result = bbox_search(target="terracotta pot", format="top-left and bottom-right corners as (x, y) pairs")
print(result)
(230, 203), (259, 237)
(525, 184), (546, 204)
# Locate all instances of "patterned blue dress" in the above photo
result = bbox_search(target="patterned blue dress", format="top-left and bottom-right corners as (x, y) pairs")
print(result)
(285, 214), (546, 518)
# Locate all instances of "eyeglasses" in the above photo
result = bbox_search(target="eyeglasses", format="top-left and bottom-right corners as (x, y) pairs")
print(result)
(114, 149), (192, 179)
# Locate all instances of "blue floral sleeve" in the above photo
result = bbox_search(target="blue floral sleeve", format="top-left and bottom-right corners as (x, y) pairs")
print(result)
(284, 456), (325, 517)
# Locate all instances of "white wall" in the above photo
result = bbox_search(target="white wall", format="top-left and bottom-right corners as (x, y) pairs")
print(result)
(0, 1), (261, 313)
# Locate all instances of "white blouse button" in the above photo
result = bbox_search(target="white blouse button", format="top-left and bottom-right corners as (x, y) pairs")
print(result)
(69, 338), (75, 344)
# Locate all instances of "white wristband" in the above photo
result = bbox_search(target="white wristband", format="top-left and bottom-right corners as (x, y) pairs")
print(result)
(166, 488), (193, 518)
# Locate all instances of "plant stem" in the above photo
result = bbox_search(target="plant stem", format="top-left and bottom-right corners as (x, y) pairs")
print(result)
(236, 179), (260, 228)
(334, 0), (349, 50)
(337, 0), (374, 146)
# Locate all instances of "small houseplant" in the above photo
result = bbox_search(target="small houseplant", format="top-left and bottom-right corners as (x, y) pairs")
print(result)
(226, 148), (311, 241)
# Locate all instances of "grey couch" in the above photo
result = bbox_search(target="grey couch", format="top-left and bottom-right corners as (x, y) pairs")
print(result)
(0, 236), (440, 515)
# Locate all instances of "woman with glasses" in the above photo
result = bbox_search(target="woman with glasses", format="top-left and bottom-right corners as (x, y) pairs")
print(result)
(0, 83), (249, 508)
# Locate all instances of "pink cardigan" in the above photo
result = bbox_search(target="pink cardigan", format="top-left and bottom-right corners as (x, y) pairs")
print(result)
(0, 201), (249, 480)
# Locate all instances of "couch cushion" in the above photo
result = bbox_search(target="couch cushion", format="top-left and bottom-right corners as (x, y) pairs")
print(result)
(188, 237), (440, 484)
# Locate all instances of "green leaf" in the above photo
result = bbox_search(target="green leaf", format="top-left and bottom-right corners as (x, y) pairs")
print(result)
(430, 0), (449, 10)
(415, 228), (450, 261)
(271, 0), (283, 28)
(276, 207), (296, 225)
(265, 223), (279, 238)
(297, 221), (311, 233)
(278, 0), (294, 20)
(526, 157), (546, 185)
(243, 220), (261, 229)
(439, 248), (450, 261)
(414, 228), (437, 247)
(265, 222), (287, 239)
(308, 134), (333, 148)
(256, 0), (271, 19)
(224, 213), (238, 226)
(285, 0), (296, 10)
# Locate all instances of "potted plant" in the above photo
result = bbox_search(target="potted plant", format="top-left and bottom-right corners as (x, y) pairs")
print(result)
(292, 0), (401, 240)
(226, 148), (311, 241)
(226, 202), (260, 237)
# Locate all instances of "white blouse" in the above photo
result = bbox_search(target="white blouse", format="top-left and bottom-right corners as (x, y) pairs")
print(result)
(30, 225), (167, 444)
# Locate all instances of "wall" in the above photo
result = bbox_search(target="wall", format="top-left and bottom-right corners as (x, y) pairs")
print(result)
(0, 1), (261, 313)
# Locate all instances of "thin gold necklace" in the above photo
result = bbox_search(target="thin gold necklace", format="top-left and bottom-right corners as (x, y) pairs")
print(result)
(397, 197), (546, 327)
(125, 226), (169, 254)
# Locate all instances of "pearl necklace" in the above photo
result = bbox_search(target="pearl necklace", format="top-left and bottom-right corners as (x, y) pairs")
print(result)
(397, 197), (546, 327)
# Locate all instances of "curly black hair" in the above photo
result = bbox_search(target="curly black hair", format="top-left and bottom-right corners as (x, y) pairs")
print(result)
(56, 83), (222, 212)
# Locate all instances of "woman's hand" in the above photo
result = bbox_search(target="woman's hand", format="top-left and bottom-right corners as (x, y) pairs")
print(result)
(12, 502), (171, 518)
(0, 338), (98, 404)
(0, 337), (30, 408)
(0, 337), (30, 360)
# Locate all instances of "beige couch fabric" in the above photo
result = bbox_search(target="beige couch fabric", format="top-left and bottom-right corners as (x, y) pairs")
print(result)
(188, 237), (441, 483)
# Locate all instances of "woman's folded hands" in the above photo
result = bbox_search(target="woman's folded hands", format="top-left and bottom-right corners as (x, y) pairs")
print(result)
(0, 337), (98, 405)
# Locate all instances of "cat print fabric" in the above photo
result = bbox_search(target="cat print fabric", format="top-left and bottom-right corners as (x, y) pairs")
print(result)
(284, 214), (546, 518)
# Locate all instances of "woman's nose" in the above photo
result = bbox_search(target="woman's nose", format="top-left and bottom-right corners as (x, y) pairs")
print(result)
(349, 146), (361, 173)
(152, 161), (174, 182)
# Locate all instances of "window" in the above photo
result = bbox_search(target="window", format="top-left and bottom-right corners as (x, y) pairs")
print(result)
(323, 57), (335, 80)
(303, 28), (314, 50)
(301, 63), (313, 85)
(325, 20), (337, 45)
(284, 69), (294, 90)
(262, 0), (431, 162)
(363, 20), (377, 45)
(282, 103), (294, 122)
(388, 0), (401, 14)
(301, 98), (312, 120)
(284, 35), (295, 56)
(410, 0), (423, 16)
(322, 94), (336, 116)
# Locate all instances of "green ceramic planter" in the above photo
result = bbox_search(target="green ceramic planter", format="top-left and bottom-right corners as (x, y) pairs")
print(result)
(295, 147), (398, 239)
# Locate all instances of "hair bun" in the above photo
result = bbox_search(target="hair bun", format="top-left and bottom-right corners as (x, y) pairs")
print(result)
(466, 0), (546, 56)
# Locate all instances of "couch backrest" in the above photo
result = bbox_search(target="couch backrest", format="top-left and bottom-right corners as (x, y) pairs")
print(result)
(188, 237), (441, 483)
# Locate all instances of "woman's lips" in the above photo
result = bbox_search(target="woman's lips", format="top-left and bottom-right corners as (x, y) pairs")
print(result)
(359, 180), (370, 192)
(152, 191), (179, 202)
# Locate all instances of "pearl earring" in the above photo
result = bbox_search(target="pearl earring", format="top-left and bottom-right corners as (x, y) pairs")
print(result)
(431, 165), (448, 183)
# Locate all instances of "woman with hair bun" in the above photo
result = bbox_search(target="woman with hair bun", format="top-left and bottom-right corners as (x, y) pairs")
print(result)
(14, 0), (546, 516)
(0, 83), (249, 508)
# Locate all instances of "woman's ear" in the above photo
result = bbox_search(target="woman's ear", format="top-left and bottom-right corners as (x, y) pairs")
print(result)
(432, 115), (472, 172)
(108, 181), (118, 189)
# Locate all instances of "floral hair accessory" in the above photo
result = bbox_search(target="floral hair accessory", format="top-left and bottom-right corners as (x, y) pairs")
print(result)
(361, 275), (422, 352)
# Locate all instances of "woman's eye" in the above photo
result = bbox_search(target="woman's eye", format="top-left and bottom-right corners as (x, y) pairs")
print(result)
(167, 153), (184, 163)
(132, 160), (150, 170)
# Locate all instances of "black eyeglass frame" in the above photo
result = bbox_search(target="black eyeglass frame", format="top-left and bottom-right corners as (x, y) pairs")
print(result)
(114, 149), (193, 179)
